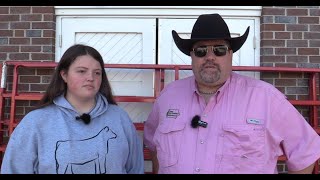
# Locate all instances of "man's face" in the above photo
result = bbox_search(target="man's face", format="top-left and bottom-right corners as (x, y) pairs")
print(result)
(191, 40), (233, 88)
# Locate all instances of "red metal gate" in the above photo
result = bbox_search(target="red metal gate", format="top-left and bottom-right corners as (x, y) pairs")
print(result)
(0, 61), (319, 174)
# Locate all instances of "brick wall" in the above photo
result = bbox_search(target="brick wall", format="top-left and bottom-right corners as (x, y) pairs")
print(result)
(0, 6), (55, 62)
(260, 6), (320, 173)
(260, 6), (320, 98)
(0, 6), (56, 119)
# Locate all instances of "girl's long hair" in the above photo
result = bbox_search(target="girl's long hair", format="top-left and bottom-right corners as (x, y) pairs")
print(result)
(36, 44), (117, 109)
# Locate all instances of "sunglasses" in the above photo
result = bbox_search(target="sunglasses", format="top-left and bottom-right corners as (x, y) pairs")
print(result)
(192, 45), (230, 57)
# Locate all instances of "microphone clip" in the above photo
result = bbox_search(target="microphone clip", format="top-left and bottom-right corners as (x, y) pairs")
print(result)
(76, 113), (91, 124)
(191, 115), (208, 128)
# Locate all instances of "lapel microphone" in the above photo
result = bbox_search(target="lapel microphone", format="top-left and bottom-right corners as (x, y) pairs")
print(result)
(76, 113), (91, 124)
(191, 115), (208, 128)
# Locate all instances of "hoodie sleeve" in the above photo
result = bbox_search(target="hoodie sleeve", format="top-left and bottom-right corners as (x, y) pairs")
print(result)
(1, 113), (39, 174)
(120, 111), (144, 174)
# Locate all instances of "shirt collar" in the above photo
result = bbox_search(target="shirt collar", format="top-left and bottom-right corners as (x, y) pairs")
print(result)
(191, 72), (234, 102)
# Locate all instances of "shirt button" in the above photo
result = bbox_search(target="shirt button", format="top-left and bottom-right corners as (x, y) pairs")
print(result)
(195, 168), (200, 172)
(200, 140), (204, 144)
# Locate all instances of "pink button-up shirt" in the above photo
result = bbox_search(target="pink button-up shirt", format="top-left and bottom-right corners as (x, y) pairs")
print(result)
(143, 72), (320, 174)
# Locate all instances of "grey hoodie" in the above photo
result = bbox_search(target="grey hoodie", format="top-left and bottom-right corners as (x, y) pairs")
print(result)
(1, 93), (144, 174)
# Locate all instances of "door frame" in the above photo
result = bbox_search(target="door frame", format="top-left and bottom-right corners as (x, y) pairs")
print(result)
(55, 6), (262, 61)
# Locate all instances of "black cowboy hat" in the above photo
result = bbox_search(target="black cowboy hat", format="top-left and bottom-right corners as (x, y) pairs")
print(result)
(172, 13), (250, 56)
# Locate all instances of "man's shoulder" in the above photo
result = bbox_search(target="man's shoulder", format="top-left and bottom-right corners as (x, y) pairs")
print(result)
(232, 72), (275, 89)
(232, 72), (285, 98)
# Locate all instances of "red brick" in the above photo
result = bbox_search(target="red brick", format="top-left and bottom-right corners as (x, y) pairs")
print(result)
(31, 53), (54, 60)
(262, 8), (285, 15)
(286, 9), (308, 16)
(280, 72), (303, 79)
(298, 48), (319, 55)
(261, 56), (285, 63)
(30, 83), (48, 92)
(261, 40), (285, 47)
(15, 106), (24, 115)
(0, 7), (9, 14)
(298, 17), (319, 24)
(261, 32), (273, 39)
(304, 32), (320, 39)
(42, 46), (54, 53)
(297, 79), (309, 88)
(275, 79), (296, 86)
(310, 56), (320, 63)
(0, 22), (9, 29)
(16, 100), (30, 106)
(262, 24), (285, 31)
(20, 75), (40, 83)
(286, 24), (308, 31)
(0, 46), (19, 52)
(310, 40), (320, 47)
(37, 68), (55, 75)
(286, 56), (308, 63)
(19, 68), (36, 75)
(9, 53), (29, 60)
(275, 32), (290, 39)
(292, 32), (302, 39)
(310, 9), (320, 16)
(275, 63), (296, 68)
(32, 7), (54, 14)
(14, 30), (25, 37)
(0, 15), (19, 21)
(260, 48), (274, 55)
(21, 46), (41, 52)
(10, 22), (31, 29)
(275, 48), (296, 55)
(9, 38), (30, 45)
(0, 30), (13, 36)
(287, 40), (308, 47)
(43, 14), (54, 21)
(32, 22), (55, 29)
(31, 38), (53, 45)
(287, 87), (308, 95)
(0, 53), (7, 60)
(43, 30), (55, 37)
(310, 25), (320, 31)
(17, 83), (30, 91)
(21, 14), (42, 21)
(297, 95), (309, 101)
(10, 7), (31, 14)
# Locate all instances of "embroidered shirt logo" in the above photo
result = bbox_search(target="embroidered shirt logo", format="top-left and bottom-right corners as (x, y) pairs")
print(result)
(166, 109), (180, 119)
(246, 118), (263, 125)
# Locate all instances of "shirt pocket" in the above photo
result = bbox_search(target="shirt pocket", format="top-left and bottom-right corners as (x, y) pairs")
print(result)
(218, 125), (266, 173)
(153, 120), (186, 168)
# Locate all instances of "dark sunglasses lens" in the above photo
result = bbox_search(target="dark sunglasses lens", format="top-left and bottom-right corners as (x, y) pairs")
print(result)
(194, 47), (207, 57)
(213, 47), (228, 56)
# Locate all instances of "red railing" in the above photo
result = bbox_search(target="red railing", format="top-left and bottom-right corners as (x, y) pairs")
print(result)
(0, 61), (319, 173)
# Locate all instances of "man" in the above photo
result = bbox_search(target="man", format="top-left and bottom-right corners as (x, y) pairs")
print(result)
(143, 13), (320, 174)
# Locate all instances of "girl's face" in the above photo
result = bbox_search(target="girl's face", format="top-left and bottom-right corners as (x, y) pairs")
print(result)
(60, 54), (102, 102)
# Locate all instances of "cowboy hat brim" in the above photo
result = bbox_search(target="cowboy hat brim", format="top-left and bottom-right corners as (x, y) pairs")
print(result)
(172, 26), (250, 56)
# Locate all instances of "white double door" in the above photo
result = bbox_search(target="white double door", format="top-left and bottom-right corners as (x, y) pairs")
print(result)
(57, 17), (257, 123)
